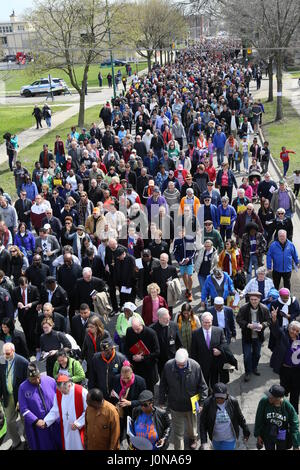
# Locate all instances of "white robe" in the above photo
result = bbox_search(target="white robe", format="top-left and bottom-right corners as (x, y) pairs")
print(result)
(44, 385), (88, 450)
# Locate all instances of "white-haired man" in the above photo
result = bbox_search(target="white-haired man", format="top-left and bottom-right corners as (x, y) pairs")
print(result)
(151, 308), (182, 376)
(191, 312), (227, 390)
(159, 348), (208, 450)
(73, 267), (106, 311)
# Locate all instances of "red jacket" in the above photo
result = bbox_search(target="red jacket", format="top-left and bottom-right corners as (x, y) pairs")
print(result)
(142, 295), (169, 326)
(205, 165), (216, 182)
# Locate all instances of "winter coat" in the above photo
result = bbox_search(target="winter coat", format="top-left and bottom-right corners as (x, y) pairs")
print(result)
(241, 232), (267, 271)
(267, 239), (299, 273)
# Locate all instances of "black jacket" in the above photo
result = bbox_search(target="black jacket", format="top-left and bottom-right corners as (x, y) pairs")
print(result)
(159, 358), (208, 412)
(137, 257), (160, 298)
(200, 395), (250, 443)
(208, 306), (236, 344)
(81, 256), (105, 280)
(114, 254), (136, 289)
(236, 302), (270, 343)
(73, 277), (106, 310)
(81, 329), (111, 371)
(88, 350), (126, 400)
(40, 284), (69, 317)
(12, 285), (40, 325)
(131, 406), (171, 450)
(36, 311), (66, 339)
(0, 353), (29, 407)
(56, 263), (83, 298)
(0, 249), (11, 277)
(150, 321), (182, 369)
(25, 263), (50, 292)
(270, 322), (296, 374)
(125, 326), (160, 388)
(14, 198), (32, 225)
(0, 287), (15, 322)
(71, 312), (99, 349)
(151, 264), (178, 300)
(0, 330), (29, 359)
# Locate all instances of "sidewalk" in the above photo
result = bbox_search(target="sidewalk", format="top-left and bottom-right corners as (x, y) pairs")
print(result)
(0, 67), (148, 166)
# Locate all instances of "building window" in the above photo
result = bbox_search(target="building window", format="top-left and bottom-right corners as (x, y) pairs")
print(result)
(2, 37), (7, 45)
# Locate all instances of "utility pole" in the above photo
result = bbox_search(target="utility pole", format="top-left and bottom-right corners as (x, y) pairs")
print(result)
(105, 0), (116, 101)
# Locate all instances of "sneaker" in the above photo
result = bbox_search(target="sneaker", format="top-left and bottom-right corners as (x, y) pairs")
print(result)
(190, 439), (198, 450)
(244, 373), (251, 382)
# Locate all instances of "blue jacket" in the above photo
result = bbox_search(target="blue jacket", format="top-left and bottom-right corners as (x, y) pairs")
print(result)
(213, 132), (226, 149)
(217, 205), (237, 229)
(208, 306), (236, 344)
(201, 272), (235, 302)
(197, 204), (219, 229)
(267, 239), (299, 273)
(21, 182), (38, 202)
(216, 169), (237, 188)
(173, 237), (196, 266)
(143, 156), (159, 176)
(14, 231), (36, 262)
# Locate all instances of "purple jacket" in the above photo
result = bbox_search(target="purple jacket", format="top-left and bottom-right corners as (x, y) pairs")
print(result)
(146, 195), (168, 220)
(18, 375), (61, 450)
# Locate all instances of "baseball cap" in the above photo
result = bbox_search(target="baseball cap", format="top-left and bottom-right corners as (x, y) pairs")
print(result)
(153, 186), (160, 192)
(100, 338), (114, 351)
(248, 291), (262, 299)
(214, 297), (224, 305)
(123, 302), (137, 312)
(265, 384), (285, 398)
(138, 390), (154, 403)
(213, 382), (228, 399)
(56, 374), (71, 383)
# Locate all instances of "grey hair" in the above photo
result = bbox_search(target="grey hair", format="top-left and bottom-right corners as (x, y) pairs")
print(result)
(289, 321), (300, 331)
(157, 308), (169, 318)
(278, 229), (287, 236)
(256, 266), (266, 275)
(201, 311), (213, 322)
(3, 342), (15, 353)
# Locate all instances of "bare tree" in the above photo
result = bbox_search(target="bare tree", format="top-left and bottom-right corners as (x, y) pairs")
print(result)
(28, 0), (123, 127)
(125, 0), (187, 71)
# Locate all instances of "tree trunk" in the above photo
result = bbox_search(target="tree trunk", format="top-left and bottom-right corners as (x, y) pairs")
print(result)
(78, 65), (89, 127)
(159, 49), (163, 66)
(275, 54), (283, 121)
(267, 57), (273, 102)
(164, 50), (167, 64)
(154, 50), (157, 63)
(147, 51), (152, 72)
(167, 50), (170, 63)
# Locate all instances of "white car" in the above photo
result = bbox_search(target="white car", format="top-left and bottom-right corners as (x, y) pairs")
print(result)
(20, 77), (68, 97)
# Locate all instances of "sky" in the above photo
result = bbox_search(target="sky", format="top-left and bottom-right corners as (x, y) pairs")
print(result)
(0, 0), (34, 21)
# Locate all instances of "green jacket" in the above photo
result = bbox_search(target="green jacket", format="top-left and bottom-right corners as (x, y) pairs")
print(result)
(204, 228), (224, 254)
(115, 312), (144, 338)
(254, 396), (300, 448)
(53, 357), (85, 384)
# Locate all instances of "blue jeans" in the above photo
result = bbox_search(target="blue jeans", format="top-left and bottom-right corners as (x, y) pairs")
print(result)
(45, 117), (52, 128)
(198, 274), (207, 292)
(212, 440), (236, 450)
(247, 254), (258, 282)
(283, 161), (289, 177)
(243, 152), (249, 170)
(242, 338), (262, 374)
(216, 148), (224, 166)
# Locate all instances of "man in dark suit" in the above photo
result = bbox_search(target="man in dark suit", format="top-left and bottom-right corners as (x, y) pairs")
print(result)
(41, 207), (62, 241)
(137, 249), (160, 299)
(35, 227), (60, 275)
(151, 308), (182, 376)
(104, 238), (126, 314)
(208, 297), (236, 344)
(73, 267), (106, 311)
(25, 254), (50, 293)
(14, 190), (32, 227)
(56, 252), (82, 321)
(81, 248), (105, 279)
(36, 302), (66, 342)
(191, 311), (227, 390)
(71, 303), (98, 349)
(40, 277), (69, 320)
(12, 276), (40, 354)
(0, 343), (28, 449)
(151, 253), (178, 316)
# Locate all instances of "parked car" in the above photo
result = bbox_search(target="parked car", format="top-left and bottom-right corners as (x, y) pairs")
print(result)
(20, 78), (68, 97)
(2, 55), (17, 63)
(100, 59), (129, 67)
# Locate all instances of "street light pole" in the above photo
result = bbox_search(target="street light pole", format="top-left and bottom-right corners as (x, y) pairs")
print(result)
(106, 0), (116, 101)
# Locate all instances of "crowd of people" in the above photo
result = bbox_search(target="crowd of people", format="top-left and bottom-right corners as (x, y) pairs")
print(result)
(1, 37), (300, 452)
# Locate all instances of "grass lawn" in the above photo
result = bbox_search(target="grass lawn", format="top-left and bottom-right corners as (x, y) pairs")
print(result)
(0, 105), (70, 144)
(262, 97), (300, 174)
(289, 71), (300, 78)
(0, 104), (102, 197)
(0, 62), (148, 93)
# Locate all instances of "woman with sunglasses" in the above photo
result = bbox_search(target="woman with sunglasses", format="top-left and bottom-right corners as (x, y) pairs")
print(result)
(8, 245), (29, 284)
(129, 390), (171, 450)
(271, 207), (293, 242)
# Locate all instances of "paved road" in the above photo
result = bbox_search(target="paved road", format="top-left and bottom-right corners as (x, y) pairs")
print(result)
(1, 75), (300, 451)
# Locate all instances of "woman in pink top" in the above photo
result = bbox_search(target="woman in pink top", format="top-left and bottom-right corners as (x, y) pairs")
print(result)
(141, 283), (169, 326)
(240, 176), (253, 201)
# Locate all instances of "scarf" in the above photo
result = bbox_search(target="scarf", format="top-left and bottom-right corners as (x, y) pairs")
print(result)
(119, 373), (135, 399)
(177, 314), (198, 331)
(101, 348), (116, 364)
(218, 248), (237, 276)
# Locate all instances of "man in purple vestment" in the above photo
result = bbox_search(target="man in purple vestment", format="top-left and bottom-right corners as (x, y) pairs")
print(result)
(18, 363), (61, 450)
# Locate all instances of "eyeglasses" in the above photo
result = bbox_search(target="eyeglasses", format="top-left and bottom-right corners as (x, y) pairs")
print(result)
(277, 212), (284, 215)
(10, 250), (16, 253)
